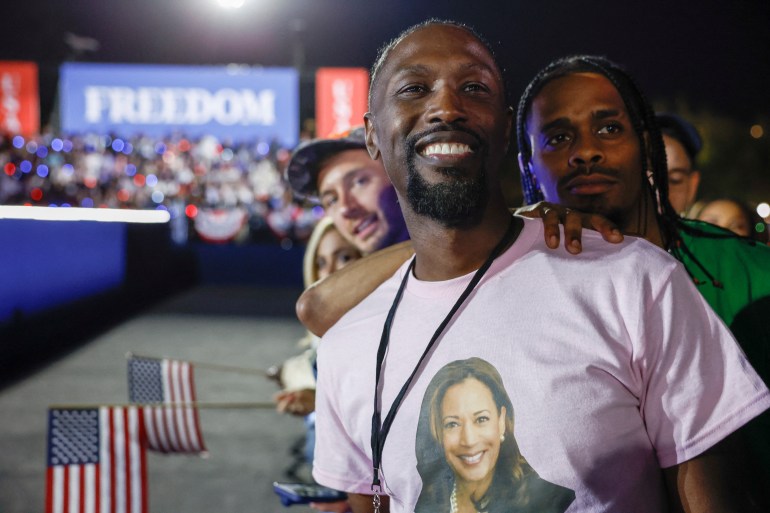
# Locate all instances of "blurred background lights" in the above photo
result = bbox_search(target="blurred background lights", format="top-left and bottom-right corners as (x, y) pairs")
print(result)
(750, 124), (764, 138)
(125, 163), (137, 177)
(81, 198), (94, 208)
(61, 163), (74, 176)
(20, 160), (32, 173)
(4, 163), (15, 176)
(145, 174), (158, 187)
(112, 139), (125, 152)
(36, 164), (49, 178)
(757, 202), (770, 218)
(51, 138), (64, 152)
(122, 142), (133, 155)
(185, 205), (198, 218)
(30, 188), (43, 201)
(151, 191), (165, 203)
(36, 146), (48, 158)
(25, 141), (38, 153)
(256, 141), (270, 156)
(12, 136), (24, 149)
(62, 140), (73, 152)
(216, 0), (245, 8)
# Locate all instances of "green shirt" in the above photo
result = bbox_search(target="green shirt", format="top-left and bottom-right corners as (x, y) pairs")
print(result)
(676, 218), (770, 479)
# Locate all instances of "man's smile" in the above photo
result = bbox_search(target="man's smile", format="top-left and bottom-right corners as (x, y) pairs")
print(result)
(353, 214), (379, 238)
(421, 142), (473, 157)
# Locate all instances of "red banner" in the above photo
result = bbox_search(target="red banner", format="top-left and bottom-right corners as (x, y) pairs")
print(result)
(315, 67), (368, 138)
(0, 61), (39, 136)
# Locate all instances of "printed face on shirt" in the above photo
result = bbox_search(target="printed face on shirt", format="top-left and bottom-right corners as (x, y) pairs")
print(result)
(440, 377), (506, 492)
(317, 149), (408, 254)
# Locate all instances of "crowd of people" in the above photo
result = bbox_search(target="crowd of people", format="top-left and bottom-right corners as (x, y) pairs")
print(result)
(0, 131), (319, 244)
(2, 18), (768, 512)
(269, 19), (770, 513)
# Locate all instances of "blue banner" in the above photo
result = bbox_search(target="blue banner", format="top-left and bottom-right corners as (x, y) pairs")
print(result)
(59, 63), (299, 146)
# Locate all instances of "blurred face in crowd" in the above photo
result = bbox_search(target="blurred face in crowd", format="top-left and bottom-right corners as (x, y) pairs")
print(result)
(364, 23), (511, 227)
(524, 72), (647, 231)
(663, 134), (701, 215)
(697, 199), (752, 237)
(314, 227), (362, 281)
(317, 149), (408, 254)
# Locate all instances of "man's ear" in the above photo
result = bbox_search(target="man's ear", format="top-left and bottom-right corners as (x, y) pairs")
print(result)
(364, 113), (380, 160)
(687, 170), (702, 205)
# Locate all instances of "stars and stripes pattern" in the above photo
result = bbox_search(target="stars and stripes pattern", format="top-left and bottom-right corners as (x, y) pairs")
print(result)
(127, 357), (206, 454)
(46, 407), (147, 513)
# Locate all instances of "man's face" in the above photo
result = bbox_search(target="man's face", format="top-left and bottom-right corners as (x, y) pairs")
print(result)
(525, 72), (646, 228)
(365, 24), (512, 227)
(662, 134), (701, 215)
(317, 149), (407, 254)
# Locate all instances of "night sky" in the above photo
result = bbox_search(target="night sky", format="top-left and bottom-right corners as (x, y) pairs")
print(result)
(3, 0), (769, 126)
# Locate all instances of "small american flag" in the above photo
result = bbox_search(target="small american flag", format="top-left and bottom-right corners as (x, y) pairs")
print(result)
(127, 357), (206, 454)
(46, 407), (147, 513)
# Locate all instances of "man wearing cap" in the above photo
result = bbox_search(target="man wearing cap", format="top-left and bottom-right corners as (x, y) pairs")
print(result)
(656, 113), (702, 216)
(287, 127), (410, 255)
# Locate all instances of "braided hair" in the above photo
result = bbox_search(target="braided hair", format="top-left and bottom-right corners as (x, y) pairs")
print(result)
(514, 55), (734, 286)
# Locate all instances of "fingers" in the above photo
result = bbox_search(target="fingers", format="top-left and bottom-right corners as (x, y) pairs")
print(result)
(588, 214), (624, 244)
(274, 389), (315, 416)
(561, 208), (584, 254)
(539, 204), (563, 249)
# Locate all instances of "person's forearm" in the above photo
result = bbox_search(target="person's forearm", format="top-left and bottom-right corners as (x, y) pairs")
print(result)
(347, 493), (390, 513)
(663, 432), (766, 512)
(296, 241), (414, 336)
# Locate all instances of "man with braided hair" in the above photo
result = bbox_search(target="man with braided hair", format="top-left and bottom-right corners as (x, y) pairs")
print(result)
(516, 55), (770, 494)
(310, 20), (770, 513)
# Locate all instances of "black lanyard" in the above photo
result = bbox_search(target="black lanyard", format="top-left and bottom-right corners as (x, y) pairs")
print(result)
(369, 217), (520, 499)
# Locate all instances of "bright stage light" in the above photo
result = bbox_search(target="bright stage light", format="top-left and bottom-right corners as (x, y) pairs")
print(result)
(216, 0), (245, 8)
(757, 202), (770, 219)
(0, 206), (170, 223)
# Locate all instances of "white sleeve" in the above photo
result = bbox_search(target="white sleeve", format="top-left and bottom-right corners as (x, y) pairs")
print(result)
(312, 341), (378, 494)
(636, 264), (770, 468)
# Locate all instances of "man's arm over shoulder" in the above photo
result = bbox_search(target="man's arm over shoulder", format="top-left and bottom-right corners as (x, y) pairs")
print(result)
(297, 241), (414, 336)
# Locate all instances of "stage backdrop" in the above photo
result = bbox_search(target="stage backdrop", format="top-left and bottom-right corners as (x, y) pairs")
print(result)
(315, 67), (368, 138)
(59, 63), (299, 146)
(0, 61), (39, 136)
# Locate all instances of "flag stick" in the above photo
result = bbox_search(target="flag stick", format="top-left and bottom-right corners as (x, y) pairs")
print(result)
(49, 401), (277, 410)
(125, 352), (276, 378)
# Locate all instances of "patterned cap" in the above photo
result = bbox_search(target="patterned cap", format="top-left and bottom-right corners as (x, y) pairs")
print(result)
(285, 126), (367, 202)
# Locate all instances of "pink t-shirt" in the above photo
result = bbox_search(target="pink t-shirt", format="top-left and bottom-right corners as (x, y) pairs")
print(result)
(313, 217), (770, 512)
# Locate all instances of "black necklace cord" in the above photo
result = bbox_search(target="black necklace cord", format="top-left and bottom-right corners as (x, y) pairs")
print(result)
(370, 216), (520, 491)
